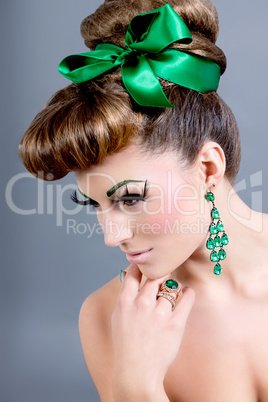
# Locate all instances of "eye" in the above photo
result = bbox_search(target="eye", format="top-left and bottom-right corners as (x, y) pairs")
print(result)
(115, 180), (148, 208)
(117, 194), (145, 207)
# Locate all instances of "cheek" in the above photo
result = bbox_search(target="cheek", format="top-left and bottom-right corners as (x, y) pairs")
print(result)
(172, 185), (202, 216)
(141, 182), (205, 222)
(134, 209), (181, 237)
(135, 197), (210, 239)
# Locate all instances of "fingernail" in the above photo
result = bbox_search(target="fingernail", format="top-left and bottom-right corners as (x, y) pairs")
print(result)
(120, 270), (126, 283)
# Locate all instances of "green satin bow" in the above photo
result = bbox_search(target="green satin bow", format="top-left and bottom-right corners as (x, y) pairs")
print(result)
(58, 4), (220, 108)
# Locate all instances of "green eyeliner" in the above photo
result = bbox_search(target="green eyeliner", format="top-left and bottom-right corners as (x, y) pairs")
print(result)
(77, 187), (89, 199)
(106, 180), (145, 197)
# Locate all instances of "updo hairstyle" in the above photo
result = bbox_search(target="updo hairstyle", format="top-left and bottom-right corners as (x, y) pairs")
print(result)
(19, 0), (241, 183)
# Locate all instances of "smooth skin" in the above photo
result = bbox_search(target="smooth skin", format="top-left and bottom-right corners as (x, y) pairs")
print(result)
(76, 141), (268, 401)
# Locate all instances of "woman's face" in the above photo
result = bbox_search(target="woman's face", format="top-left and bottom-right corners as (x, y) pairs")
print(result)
(75, 144), (211, 279)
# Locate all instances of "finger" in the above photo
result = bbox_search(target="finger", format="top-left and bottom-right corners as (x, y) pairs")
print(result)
(132, 276), (171, 312)
(156, 293), (177, 311)
(140, 275), (171, 298)
(119, 269), (127, 283)
(118, 264), (142, 299)
(173, 287), (195, 324)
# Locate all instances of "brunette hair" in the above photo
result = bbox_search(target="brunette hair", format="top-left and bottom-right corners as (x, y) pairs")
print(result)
(19, 0), (240, 183)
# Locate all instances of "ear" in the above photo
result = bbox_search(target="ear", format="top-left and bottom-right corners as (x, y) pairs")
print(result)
(197, 141), (226, 186)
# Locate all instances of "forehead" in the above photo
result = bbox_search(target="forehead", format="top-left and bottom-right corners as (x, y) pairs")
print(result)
(74, 144), (189, 193)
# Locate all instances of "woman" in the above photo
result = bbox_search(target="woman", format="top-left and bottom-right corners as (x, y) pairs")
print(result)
(19, 0), (268, 400)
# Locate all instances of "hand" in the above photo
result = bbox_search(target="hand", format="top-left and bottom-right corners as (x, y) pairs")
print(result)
(111, 264), (195, 401)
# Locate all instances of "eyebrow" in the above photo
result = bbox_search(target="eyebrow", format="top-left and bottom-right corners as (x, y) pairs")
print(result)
(106, 180), (145, 197)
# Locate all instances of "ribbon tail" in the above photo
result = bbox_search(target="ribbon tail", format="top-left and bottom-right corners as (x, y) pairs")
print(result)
(148, 50), (221, 93)
(121, 54), (174, 108)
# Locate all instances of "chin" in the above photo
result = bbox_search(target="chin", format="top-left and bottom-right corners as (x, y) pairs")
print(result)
(137, 264), (172, 281)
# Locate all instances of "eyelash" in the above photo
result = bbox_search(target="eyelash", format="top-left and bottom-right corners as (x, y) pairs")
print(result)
(71, 180), (148, 209)
(70, 191), (100, 208)
(114, 180), (148, 207)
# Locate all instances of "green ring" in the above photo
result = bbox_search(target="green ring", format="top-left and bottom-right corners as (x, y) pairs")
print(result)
(165, 279), (179, 289)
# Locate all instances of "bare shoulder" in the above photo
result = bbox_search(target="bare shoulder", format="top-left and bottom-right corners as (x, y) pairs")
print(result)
(79, 272), (123, 402)
(258, 212), (268, 252)
(262, 212), (268, 234)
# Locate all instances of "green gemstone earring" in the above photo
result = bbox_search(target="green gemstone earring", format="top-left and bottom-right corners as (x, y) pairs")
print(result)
(205, 190), (229, 275)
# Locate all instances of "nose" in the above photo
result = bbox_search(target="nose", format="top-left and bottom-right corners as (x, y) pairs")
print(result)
(97, 210), (134, 247)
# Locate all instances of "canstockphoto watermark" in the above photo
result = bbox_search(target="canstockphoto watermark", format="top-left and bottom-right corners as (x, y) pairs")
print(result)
(66, 217), (210, 238)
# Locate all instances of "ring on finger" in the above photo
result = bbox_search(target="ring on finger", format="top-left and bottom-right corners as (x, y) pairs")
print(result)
(156, 279), (181, 310)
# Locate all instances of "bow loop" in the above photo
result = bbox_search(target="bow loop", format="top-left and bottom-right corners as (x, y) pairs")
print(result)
(126, 4), (192, 54)
(58, 4), (220, 107)
(125, 11), (157, 47)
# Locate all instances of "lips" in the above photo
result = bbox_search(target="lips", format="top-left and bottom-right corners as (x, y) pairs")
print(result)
(124, 248), (153, 264)
(126, 248), (152, 256)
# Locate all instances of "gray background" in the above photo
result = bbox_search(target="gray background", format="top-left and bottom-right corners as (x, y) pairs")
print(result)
(1, 0), (267, 401)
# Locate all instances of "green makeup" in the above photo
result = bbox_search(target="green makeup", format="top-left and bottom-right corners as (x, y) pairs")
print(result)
(106, 180), (145, 197)
(77, 187), (89, 199)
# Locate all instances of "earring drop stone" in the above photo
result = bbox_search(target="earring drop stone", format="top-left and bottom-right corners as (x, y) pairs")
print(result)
(216, 220), (224, 232)
(206, 237), (215, 250)
(212, 207), (220, 219)
(210, 250), (219, 262)
(218, 249), (226, 261)
(205, 192), (215, 202)
(221, 233), (229, 245)
(209, 222), (218, 235)
(214, 263), (222, 275)
(214, 235), (221, 247)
